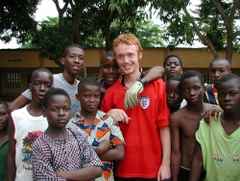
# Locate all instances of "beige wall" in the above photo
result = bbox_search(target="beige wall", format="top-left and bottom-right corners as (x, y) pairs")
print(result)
(0, 48), (239, 69)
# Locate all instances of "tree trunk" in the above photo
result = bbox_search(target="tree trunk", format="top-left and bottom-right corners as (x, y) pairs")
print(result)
(72, 9), (81, 44)
(183, 6), (219, 59)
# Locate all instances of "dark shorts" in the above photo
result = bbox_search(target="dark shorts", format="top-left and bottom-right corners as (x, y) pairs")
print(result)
(178, 167), (190, 181)
(178, 166), (205, 181)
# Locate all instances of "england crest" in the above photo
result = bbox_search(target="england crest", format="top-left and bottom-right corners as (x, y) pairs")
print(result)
(140, 96), (150, 109)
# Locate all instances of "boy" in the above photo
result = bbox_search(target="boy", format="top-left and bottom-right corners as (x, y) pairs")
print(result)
(190, 73), (240, 181)
(0, 101), (9, 180)
(9, 68), (53, 181)
(32, 88), (102, 180)
(10, 44), (84, 113)
(99, 50), (120, 95)
(170, 71), (217, 181)
(163, 54), (183, 79)
(70, 78), (124, 181)
(166, 75), (184, 113)
(102, 33), (170, 181)
(204, 59), (231, 105)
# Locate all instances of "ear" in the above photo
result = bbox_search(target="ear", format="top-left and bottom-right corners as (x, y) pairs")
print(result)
(75, 93), (80, 100)
(60, 57), (65, 66)
(139, 51), (143, 60)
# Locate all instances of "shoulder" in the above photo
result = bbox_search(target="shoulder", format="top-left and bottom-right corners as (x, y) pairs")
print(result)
(32, 133), (46, 151)
(11, 105), (28, 119)
(68, 126), (87, 142)
(171, 108), (186, 123)
(103, 80), (123, 97)
(145, 79), (166, 94)
(53, 73), (61, 79)
(106, 80), (122, 91)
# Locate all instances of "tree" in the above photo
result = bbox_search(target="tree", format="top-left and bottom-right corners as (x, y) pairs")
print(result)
(151, 0), (240, 61)
(0, 0), (40, 43)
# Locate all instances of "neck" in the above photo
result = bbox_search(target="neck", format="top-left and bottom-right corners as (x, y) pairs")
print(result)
(186, 101), (204, 113)
(124, 70), (141, 88)
(0, 130), (7, 138)
(63, 70), (76, 85)
(223, 111), (240, 123)
(28, 102), (42, 116)
(80, 110), (97, 120)
(46, 127), (66, 137)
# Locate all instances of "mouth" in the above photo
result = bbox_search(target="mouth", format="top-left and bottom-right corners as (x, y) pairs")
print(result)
(189, 96), (199, 102)
(58, 119), (68, 126)
(38, 94), (46, 99)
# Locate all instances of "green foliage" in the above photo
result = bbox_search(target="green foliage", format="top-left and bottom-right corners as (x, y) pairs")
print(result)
(151, 0), (239, 52)
(0, 0), (40, 43)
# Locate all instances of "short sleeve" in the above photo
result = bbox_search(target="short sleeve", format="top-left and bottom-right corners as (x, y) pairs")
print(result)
(21, 89), (32, 100)
(156, 80), (170, 128)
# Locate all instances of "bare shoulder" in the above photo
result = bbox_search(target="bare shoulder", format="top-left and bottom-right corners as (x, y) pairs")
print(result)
(171, 108), (188, 125)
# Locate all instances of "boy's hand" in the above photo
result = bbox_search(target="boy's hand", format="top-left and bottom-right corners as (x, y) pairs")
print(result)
(157, 163), (171, 181)
(96, 140), (112, 155)
(124, 81), (143, 108)
(202, 105), (222, 123)
(56, 170), (68, 178)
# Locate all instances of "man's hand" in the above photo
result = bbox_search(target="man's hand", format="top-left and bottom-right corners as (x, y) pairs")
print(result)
(106, 109), (130, 124)
(124, 81), (143, 108)
(157, 163), (171, 181)
(202, 105), (222, 123)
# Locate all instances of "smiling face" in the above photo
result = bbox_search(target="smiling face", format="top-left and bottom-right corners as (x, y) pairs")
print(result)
(114, 43), (142, 76)
(44, 94), (71, 129)
(30, 71), (53, 104)
(181, 76), (204, 105)
(217, 79), (240, 113)
(77, 84), (101, 116)
(0, 104), (8, 131)
(61, 47), (85, 76)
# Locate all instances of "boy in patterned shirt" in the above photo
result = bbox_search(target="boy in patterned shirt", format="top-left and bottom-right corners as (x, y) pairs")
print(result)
(32, 88), (102, 180)
(70, 78), (125, 181)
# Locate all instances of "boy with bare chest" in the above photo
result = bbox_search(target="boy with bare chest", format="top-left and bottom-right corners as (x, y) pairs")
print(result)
(170, 71), (218, 181)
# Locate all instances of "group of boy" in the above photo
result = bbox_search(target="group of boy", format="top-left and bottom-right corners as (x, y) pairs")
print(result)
(0, 32), (239, 181)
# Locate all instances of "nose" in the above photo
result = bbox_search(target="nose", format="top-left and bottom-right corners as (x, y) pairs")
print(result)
(170, 63), (176, 68)
(214, 71), (221, 78)
(74, 56), (80, 64)
(224, 93), (231, 101)
(58, 108), (65, 116)
(189, 89), (196, 96)
(40, 83), (46, 91)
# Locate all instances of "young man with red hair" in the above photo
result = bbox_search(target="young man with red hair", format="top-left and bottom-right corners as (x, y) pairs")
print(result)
(101, 33), (171, 181)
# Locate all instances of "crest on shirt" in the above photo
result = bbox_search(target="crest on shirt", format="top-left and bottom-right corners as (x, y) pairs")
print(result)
(139, 96), (150, 109)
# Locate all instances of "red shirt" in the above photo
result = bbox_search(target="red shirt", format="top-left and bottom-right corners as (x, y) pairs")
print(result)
(101, 79), (169, 178)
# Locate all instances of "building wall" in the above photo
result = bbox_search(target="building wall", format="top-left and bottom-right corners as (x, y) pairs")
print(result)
(0, 48), (239, 100)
